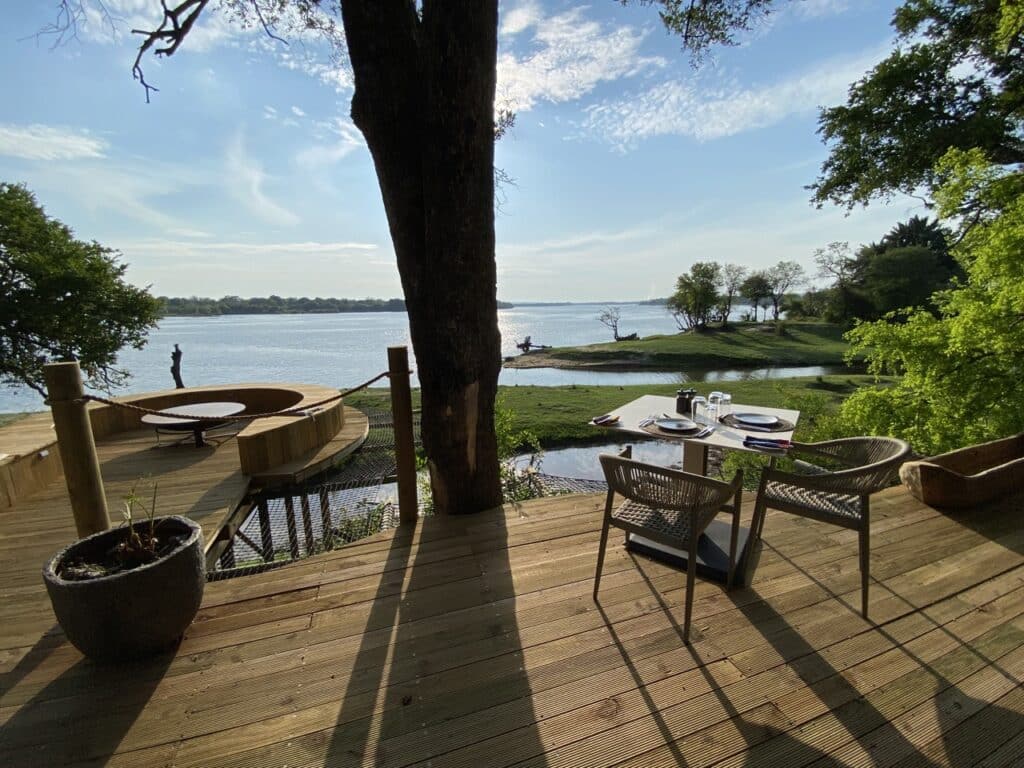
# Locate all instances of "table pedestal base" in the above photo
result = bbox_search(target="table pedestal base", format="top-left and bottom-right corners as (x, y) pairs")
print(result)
(626, 519), (754, 584)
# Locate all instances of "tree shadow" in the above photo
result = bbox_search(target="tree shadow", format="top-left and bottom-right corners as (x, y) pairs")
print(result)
(98, 434), (211, 479)
(600, 529), (1024, 766)
(0, 642), (174, 767)
(928, 489), (1024, 557)
(719, 537), (1024, 766)
(324, 504), (545, 766)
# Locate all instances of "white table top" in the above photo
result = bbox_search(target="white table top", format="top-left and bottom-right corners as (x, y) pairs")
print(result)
(140, 401), (246, 427)
(594, 394), (799, 455)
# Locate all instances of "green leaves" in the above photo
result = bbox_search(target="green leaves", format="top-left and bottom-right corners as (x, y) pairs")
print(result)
(0, 182), (161, 396)
(810, 0), (1024, 209)
(839, 153), (1024, 454)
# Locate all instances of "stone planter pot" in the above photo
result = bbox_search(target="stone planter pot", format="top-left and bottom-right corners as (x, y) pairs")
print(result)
(43, 516), (205, 661)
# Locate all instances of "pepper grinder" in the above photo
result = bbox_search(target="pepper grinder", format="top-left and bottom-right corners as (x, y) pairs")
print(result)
(675, 388), (696, 416)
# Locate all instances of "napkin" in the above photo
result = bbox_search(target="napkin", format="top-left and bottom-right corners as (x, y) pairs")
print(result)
(593, 414), (619, 426)
(743, 436), (791, 450)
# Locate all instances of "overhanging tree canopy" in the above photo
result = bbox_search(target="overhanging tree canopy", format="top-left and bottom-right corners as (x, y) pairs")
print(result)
(839, 150), (1024, 454)
(810, 0), (1024, 209)
(0, 182), (161, 397)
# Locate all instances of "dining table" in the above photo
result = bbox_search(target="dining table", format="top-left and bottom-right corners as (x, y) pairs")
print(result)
(590, 393), (800, 583)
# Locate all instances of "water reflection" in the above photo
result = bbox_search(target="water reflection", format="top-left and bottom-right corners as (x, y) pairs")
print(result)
(515, 440), (686, 482)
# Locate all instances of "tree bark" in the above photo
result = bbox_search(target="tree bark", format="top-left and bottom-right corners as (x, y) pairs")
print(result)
(341, 1), (502, 514)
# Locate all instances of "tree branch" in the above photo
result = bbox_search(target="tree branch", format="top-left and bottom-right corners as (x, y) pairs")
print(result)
(130, 0), (288, 103)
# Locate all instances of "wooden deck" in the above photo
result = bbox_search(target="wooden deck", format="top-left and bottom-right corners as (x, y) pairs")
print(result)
(0, 406), (367, 652)
(2, 478), (1022, 767)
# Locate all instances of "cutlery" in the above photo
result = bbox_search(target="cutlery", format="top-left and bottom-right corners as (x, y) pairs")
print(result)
(739, 424), (775, 432)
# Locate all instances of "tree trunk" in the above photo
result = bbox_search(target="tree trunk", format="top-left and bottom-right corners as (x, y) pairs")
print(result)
(170, 343), (184, 388)
(341, 1), (502, 514)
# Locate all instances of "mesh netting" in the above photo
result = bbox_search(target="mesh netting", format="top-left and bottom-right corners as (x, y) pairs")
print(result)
(208, 409), (420, 580)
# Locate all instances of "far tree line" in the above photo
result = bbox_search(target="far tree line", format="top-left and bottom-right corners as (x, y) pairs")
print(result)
(666, 215), (957, 331)
(160, 296), (514, 316)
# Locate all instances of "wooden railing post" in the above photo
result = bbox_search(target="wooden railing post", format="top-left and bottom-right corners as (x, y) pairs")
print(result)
(44, 361), (111, 537)
(388, 346), (418, 525)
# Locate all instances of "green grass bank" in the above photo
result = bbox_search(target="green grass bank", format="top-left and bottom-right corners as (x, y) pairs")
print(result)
(503, 322), (851, 371)
(347, 374), (890, 448)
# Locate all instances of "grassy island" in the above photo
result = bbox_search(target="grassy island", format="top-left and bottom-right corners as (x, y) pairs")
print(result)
(503, 321), (851, 371)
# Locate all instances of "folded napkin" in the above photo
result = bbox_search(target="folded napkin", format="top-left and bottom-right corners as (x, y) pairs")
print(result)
(743, 436), (791, 451)
(592, 413), (619, 426)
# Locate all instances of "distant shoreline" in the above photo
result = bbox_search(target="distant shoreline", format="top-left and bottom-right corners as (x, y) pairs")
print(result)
(159, 298), (516, 317)
(159, 297), (668, 317)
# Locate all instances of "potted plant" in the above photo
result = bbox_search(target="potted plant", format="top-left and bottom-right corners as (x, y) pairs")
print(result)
(42, 481), (205, 661)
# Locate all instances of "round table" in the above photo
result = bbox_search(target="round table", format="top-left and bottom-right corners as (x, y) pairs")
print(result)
(140, 402), (246, 447)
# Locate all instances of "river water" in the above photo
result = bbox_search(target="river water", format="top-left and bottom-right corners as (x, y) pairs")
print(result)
(1, 303), (843, 413)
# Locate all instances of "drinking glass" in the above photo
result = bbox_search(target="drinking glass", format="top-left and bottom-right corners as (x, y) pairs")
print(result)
(705, 391), (723, 424)
(720, 394), (732, 420)
(691, 396), (707, 423)
(705, 401), (719, 425)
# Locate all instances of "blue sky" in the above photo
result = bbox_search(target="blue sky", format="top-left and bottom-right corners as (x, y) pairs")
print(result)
(0, 0), (918, 302)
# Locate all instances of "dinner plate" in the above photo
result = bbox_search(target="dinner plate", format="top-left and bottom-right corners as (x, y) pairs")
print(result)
(654, 418), (699, 433)
(734, 412), (779, 427)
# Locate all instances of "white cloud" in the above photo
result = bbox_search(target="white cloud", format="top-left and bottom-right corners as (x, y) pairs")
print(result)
(790, 0), (850, 19)
(504, 224), (660, 257)
(499, 0), (544, 38)
(122, 239), (378, 257)
(496, 195), (918, 302)
(581, 44), (887, 150)
(496, 6), (664, 114)
(225, 132), (299, 227)
(17, 156), (214, 235)
(291, 106), (306, 117)
(296, 117), (364, 168)
(0, 123), (107, 160)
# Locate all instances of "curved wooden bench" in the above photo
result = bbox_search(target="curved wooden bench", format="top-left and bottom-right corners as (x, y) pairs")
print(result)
(87, 383), (348, 476)
(899, 433), (1024, 509)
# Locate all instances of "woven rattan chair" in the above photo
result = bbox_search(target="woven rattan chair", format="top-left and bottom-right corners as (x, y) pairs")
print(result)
(752, 436), (911, 618)
(595, 447), (744, 643)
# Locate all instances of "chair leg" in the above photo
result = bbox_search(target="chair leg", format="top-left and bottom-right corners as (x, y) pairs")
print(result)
(752, 493), (766, 542)
(594, 517), (611, 601)
(683, 524), (698, 643)
(754, 460), (775, 542)
(727, 493), (741, 589)
(859, 521), (870, 619)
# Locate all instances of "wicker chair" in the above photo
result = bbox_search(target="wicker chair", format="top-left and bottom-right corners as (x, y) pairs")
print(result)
(595, 447), (744, 643)
(752, 436), (911, 619)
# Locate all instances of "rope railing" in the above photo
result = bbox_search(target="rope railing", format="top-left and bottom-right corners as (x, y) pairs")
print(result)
(63, 370), (405, 423)
(42, 348), (420, 541)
